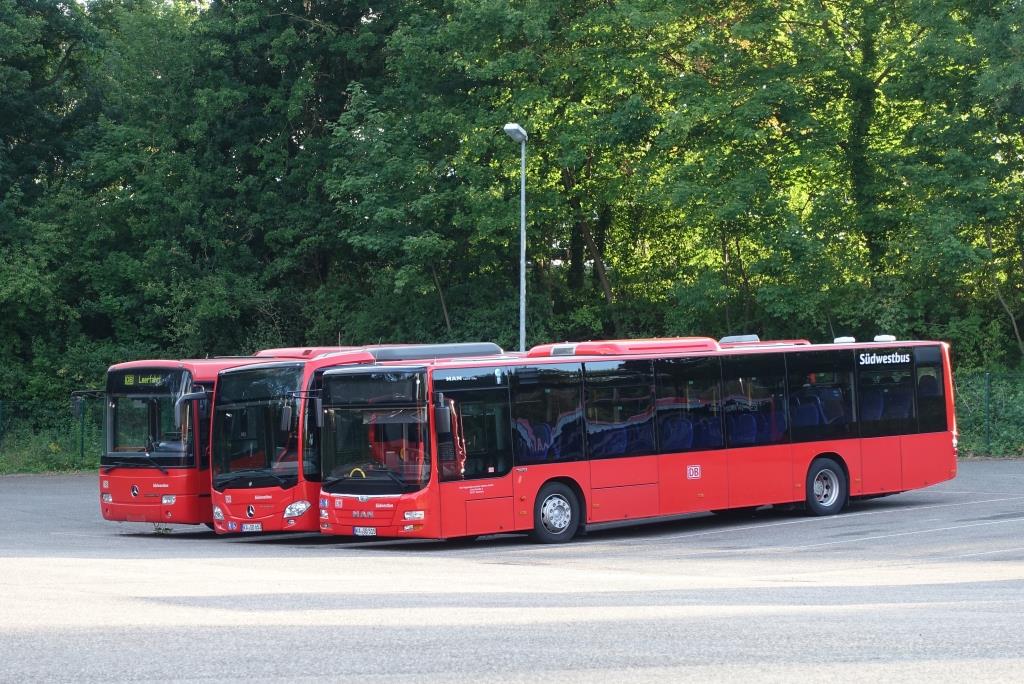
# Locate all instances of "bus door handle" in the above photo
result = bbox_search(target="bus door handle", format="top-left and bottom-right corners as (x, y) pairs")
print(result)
(516, 467), (528, 473)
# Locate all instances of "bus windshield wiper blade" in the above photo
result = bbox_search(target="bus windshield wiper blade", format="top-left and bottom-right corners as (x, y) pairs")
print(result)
(321, 469), (407, 489)
(102, 460), (137, 474)
(216, 471), (285, 488)
(141, 452), (169, 475)
(377, 469), (407, 487)
(102, 455), (168, 475)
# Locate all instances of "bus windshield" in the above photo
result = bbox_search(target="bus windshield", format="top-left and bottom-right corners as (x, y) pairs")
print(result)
(103, 369), (193, 469)
(320, 370), (430, 495)
(212, 364), (303, 490)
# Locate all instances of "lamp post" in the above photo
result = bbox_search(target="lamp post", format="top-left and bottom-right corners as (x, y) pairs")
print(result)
(503, 122), (528, 352)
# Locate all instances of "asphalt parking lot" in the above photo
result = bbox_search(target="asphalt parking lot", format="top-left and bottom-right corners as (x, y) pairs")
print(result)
(2, 460), (1023, 683)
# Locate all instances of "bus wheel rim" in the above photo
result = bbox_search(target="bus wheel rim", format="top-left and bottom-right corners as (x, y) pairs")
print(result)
(541, 494), (572, 533)
(813, 469), (839, 507)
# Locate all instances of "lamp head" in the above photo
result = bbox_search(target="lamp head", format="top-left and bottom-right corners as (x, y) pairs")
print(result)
(503, 123), (528, 143)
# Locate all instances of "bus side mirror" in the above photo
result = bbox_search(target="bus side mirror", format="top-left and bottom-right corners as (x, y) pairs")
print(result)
(279, 404), (294, 432)
(434, 405), (451, 436)
(174, 390), (207, 428)
(314, 397), (323, 429)
(71, 396), (84, 419)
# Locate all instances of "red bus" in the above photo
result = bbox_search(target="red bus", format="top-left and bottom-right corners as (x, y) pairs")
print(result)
(209, 343), (505, 534)
(99, 348), (352, 527)
(316, 336), (956, 542)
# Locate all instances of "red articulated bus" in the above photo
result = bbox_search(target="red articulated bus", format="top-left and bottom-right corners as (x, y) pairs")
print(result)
(99, 349), (352, 527)
(209, 343), (506, 534)
(316, 335), (957, 543)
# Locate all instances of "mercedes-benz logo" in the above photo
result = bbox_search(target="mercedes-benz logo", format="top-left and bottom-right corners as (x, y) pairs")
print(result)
(246, 505), (255, 518)
(130, 484), (139, 497)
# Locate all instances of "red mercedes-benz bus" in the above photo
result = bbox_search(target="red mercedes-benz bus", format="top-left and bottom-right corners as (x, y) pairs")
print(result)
(317, 335), (956, 542)
(99, 348), (350, 527)
(209, 343), (506, 534)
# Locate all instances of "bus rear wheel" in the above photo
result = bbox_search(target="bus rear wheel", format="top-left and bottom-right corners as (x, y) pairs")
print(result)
(805, 458), (847, 516)
(532, 482), (580, 544)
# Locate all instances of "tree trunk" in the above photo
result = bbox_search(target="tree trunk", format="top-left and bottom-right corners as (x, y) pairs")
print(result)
(431, 266), (452, 335)
(560, 168), (618, 334)
(846, 8), (882, 270)
(568, 222), (585, 291)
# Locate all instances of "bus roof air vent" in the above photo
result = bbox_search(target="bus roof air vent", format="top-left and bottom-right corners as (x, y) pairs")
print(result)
(719, 334), (760, 345)
(550, 344), (578, 356)
(720, 338), (811, 348)
(574, 337), (720, 356)
(369, 343), (503, 362)
(527, 343), (577, 357)
(873, 334), (897, 343)
(834, 336), (856, 344)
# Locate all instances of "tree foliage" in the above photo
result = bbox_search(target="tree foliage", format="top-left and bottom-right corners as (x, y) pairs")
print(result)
(1, 0), (1023, 416)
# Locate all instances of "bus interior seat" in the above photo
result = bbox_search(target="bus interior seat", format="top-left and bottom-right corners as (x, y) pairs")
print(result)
(861, 390), (884, 421)
(918, 374), (939, 397)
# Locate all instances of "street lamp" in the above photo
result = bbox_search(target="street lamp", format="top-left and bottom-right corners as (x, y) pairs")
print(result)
(503, 122), (528, 352)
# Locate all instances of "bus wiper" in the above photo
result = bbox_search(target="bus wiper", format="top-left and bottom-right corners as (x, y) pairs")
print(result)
(216, 471), (286, 488)
(321, 469), (406, 489)
(102, 460), (139, 474)
(102, 455), (168, 475)
(376, 468), (407, 487)
(141, 452), (169, 475)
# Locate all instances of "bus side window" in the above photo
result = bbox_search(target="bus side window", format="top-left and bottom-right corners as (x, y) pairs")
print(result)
(721, 355), (788, 447)
(857, 348), (917, 437)
(915, 346), (947, 433)
(511, 364), (584, 465)
(450, 391), (512, 480)
(432, 367), (514, 481)
(786, 350), (856, 443)
(584, 360), (655, 459)
(654, 356), (724, 453)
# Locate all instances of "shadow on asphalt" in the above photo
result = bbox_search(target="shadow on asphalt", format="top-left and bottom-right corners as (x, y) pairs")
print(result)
(113, 495), (922, 552)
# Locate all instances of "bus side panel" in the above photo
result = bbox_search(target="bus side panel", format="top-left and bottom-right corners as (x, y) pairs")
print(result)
(511, 461), (591, 531)
(727, 444), (792, 507)
(901, 432), (956, 491)
(790, 440), (862, 498)
(439, 475), (514, 538)
(860, 436), (902, 494)
(466, 497), (516, 535)
(590, 483), (659, 522)
(590, 455), (658, 488)
(657, 451), (728, 515)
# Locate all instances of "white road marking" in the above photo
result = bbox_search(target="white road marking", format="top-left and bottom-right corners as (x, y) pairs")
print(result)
(958, 546), (1024, 558)
(783, 517), (1024, 551)
(637, 495), (1024, 546)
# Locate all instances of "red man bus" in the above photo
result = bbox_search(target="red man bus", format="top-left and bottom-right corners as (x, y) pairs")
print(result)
(317, 336), (956, 542)
(99, 349), (351, 527)
(209, 343), (506, 534)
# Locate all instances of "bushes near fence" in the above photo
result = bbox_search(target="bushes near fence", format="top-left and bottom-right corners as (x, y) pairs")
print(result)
(0, 399), (105, 474)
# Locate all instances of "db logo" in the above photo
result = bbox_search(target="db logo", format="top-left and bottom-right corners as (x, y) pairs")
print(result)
(686, 465), (702, 480)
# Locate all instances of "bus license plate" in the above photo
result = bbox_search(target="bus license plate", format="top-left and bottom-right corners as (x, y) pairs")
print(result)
(241, 523), (262, 532)
(353, 526), (377, 537)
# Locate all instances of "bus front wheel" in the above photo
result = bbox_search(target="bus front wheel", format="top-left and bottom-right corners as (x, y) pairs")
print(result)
(805, 458), (847, 516)
(532, 482), (580, 544)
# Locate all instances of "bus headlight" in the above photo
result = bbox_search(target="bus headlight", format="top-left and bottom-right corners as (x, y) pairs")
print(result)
(212, 506), (224, 521)
(283, 500), (311, 518)
(162, 495), (176, 505)
(102, 493), (113, 503)
(403, 510), (425, 521)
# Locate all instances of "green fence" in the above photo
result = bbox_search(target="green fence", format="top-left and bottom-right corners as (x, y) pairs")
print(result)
(954, 371), (1024, 457)
(0, 373), (1021, 473)
(0, 396), (105, 474)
